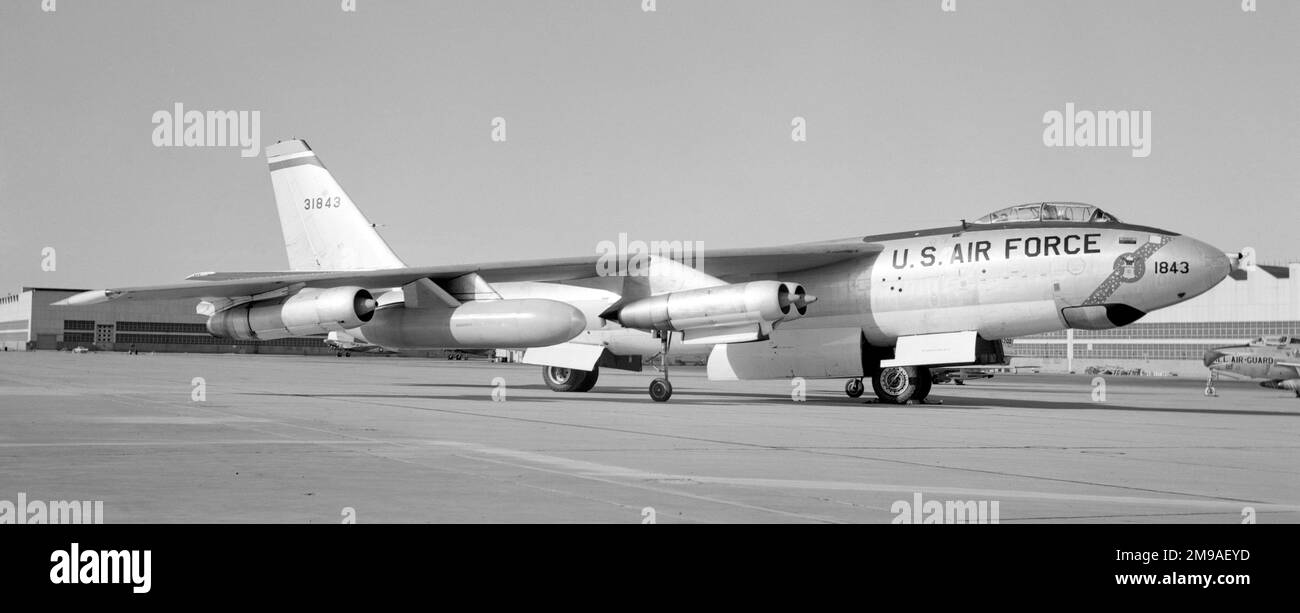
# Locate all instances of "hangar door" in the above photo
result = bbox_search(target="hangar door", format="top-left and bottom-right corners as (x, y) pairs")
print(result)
(95, 324), (114, 346)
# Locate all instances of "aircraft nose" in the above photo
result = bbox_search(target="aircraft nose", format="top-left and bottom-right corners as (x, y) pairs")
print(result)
(1203, 349), (1226, 368)
(1165, 236), (1230, 302)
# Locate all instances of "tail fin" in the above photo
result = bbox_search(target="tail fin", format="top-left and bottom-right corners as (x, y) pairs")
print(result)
(265, 139), (405, 271)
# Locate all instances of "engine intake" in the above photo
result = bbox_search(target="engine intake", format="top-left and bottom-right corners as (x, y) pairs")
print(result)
(207, 286), (376, 340)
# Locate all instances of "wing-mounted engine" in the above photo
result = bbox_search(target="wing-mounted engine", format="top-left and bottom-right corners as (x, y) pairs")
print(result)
(608, 281), (815, 345)
(206, 286), (376, 340)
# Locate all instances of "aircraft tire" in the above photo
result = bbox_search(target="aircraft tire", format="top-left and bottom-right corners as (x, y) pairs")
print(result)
(845, 378), (865, 398)
(574, 366), (600, 392)
(872, 366), (927, 404)
(913, 368), (932, 401)
(649, 378), (673, 402)
(542, 365), (595, 392)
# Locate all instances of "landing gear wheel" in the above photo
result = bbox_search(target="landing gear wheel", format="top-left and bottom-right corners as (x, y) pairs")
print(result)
(542, 365), (596, 392)
(336, 351), (343, 357)
(845, 378), (865, 398)
(913, 370), (932, 401)
(642, 332), (677, 402)
(574, 366), (600, 392)
(649, 378), (673, 402)
(871, 366), (932, 404)
(344, 351), (352, 358)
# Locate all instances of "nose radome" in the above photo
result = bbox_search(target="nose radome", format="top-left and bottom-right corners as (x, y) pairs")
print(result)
(1193, 238), (1231, 283)
(1169, 236), (1230, 299)
(1203, 349), (1226, 367)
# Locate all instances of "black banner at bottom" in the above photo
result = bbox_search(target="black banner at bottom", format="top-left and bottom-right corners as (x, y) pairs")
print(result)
(0, 524), (1288, 603)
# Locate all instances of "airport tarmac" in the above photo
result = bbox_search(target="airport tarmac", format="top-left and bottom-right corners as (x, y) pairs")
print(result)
(0, 351), (1296, 523)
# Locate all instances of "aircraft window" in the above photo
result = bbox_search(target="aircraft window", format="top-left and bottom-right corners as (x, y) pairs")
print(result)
(972, 203), (1118, 225)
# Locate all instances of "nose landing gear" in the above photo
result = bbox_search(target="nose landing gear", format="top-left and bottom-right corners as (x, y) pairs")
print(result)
(1204, 371), (1218, 397)
(845, 378), (865, 398)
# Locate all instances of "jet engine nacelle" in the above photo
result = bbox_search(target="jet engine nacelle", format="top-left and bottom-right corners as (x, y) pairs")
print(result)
(207, 286), (376, 340)
(616, 281), (812, 332)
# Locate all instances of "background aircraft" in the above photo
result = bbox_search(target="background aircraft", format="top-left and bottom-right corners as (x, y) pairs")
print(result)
(931, 367), (998, 386)
(57, 140), (1230, 403)
(1203, 336), (1300, 397)
(324, 330), (388, 357)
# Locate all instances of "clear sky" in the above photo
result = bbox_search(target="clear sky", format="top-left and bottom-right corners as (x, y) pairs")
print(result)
(1, 0), (1296, 291)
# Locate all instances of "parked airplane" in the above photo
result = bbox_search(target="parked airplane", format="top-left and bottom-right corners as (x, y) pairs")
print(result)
(325, 330), (386, 357)
(1203, 336), (1300, 397)
(931, 367), (998, 386)
(56, 140), (1230, 403)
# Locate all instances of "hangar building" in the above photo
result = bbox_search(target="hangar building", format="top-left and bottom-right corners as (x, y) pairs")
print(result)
(0, 287), (330, 355)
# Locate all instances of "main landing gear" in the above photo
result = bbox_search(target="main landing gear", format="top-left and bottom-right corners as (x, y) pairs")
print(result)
(648, 332), (673, 402)
(848, 366), (933, 404)
(542, 364), (600, 392)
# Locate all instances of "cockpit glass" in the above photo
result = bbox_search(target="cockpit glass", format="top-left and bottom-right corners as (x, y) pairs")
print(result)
(972, 203), (1118, 225)
(1248, 336), (1289, 346)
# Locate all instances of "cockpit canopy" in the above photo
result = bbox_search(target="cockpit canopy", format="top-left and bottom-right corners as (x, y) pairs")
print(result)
(1247, 336), (1299, 346)
(972, 202), (1119, 225)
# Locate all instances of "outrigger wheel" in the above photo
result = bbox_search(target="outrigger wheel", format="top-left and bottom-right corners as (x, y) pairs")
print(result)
(845, 378), (865, 398)
(871, 366), (932, 404)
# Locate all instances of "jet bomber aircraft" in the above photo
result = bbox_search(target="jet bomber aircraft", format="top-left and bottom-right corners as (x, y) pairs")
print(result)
(57, 140), (1230, 403)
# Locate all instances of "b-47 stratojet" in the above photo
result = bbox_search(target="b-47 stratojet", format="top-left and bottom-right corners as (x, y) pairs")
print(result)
(58, 140), (1230, 403)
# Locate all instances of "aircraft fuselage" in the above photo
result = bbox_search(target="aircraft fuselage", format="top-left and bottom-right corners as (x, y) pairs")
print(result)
(774, 221), (1227, 346)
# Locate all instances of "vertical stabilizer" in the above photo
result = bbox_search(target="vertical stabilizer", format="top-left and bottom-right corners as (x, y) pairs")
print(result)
(265, 139), (405, 271)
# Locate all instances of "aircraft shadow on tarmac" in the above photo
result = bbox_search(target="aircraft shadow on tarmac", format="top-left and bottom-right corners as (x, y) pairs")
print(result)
(246, 387), (1297, 416)
(246, 389), (847, 407)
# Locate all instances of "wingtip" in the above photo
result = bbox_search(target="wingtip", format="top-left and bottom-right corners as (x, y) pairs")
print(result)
(52, 290), (117, 307)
